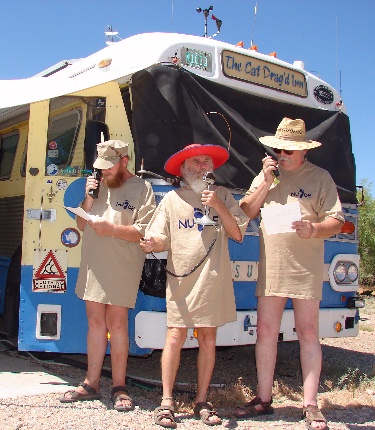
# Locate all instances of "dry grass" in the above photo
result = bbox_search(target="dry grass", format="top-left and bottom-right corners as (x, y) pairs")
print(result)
(141, 294), (375, 413)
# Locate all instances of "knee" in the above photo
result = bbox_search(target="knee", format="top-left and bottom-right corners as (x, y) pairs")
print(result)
(296, 323), (318, 343)
(87, 314), (106, 331)
(197, 329), (217, 350)
(256, 320), (279, 342)
(166, 328), (186, 349)
(106, 318), (127, 334)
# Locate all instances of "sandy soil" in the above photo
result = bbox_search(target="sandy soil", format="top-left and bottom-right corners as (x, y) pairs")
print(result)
(0, 296), (374, 429)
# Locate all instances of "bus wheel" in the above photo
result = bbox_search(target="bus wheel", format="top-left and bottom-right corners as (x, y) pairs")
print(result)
(3, 245), (21, 339)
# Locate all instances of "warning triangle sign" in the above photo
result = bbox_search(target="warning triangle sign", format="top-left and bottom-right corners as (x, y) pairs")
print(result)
(34, 250), (65, 279)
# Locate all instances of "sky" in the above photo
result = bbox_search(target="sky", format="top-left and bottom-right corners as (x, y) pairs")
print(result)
(1, 0), (374, 195)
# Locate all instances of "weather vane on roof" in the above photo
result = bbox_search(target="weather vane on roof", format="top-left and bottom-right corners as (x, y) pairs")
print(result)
(196, 6), (222, 38)
(105, 25), (122, 45)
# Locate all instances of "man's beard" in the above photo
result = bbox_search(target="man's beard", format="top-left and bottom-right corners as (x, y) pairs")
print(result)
(181, 164), (207, 195)
(103, 168), (126, 189)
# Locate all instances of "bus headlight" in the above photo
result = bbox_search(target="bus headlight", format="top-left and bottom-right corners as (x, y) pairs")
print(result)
(328, 254), (360, 292)
(333, 263), (347, 283)
(347, 264), (358, 282)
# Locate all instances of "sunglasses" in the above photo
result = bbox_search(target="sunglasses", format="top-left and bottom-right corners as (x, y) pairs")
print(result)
(273, 148), (294, 155)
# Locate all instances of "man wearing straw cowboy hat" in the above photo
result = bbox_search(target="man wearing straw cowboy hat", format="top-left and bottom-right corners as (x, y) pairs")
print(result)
(140, 144), (248, 428)
(236, 118), (344, 430)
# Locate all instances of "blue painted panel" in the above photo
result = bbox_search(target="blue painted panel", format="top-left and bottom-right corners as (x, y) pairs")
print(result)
(324, 240), (358, 263)
(18, 265), (88, 352)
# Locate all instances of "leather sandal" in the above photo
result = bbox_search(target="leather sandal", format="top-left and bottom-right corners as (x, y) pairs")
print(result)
(111, 385), (134, 412)
(154, 405), (177, 428)
(302, 405), (328, 430)
(234, 396), (274, 419)
(193, 402), (222, 426)
(59, 382), (101, 403)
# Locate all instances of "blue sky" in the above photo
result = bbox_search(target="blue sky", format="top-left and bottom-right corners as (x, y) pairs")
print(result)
(1, 0), (374, 195)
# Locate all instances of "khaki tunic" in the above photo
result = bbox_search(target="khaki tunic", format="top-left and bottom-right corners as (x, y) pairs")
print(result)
(145, 185), (249, 328)
(76, 176), (156, 307)
(248, 161), (344, 300)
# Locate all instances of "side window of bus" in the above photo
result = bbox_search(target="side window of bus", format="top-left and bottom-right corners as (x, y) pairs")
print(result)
(0, 131), (19, 180)
(45, 110), (81, 174)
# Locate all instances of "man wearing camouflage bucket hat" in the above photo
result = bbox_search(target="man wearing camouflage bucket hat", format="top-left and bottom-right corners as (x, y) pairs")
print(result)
(60, 140), (156, 412)
(235, 118), (344, 430)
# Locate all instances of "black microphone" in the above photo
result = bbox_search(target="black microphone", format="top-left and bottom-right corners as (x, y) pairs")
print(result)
(265, 152), (279, 177)
(88, 169), (102, 199)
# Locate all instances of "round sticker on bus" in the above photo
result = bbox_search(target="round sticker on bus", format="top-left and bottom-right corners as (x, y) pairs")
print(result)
(46, 164), (59, 175)
(61, 228), (81, 247)
(56, 179), (68, 190)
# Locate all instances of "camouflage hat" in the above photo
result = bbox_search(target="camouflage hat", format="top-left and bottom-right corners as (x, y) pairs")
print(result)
(93, 140), (129, 169)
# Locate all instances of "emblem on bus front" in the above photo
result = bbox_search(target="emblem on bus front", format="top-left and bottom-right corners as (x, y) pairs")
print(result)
(313, 85), (334, 105)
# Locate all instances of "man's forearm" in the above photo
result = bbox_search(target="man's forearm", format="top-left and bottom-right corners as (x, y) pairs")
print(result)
(240, 181), (270, 220)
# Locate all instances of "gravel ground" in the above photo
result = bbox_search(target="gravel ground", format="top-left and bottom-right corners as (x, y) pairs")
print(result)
(0, 296), (374, 429)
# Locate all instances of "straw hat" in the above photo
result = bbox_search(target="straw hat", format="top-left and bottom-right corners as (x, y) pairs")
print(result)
(164, 144), (229, 176)
(93, 140), (129, 169)
(259, 118), (321, 150)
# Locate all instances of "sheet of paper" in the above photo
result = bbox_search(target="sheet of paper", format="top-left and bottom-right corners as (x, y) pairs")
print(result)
(58, 204), (98, 222)
(261, 201), (301, 235)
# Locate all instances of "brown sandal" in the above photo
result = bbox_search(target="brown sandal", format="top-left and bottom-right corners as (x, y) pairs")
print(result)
(111, 386), (134, 412)
(302, 405), (328, 430)
(59, 382), (101, 403)
(154, 405), (177, 429)
(193, 402), (222, 426)
(234, 396), (274, 419)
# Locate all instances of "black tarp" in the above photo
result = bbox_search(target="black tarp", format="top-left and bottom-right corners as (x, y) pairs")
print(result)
(131, 65), (357, 204)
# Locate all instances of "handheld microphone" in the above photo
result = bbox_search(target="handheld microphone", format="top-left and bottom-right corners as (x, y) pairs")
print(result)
(88, 169), (102, 199)
(265, 152), (279, 177)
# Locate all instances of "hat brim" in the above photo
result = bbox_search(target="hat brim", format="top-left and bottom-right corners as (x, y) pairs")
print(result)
(164, 145), (229, 176)
(259, 136), (321, 150)
(93, 156), (120, 170)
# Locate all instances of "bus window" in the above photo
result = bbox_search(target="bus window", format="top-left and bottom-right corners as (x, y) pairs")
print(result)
(45, 109), (81, 173)
(0, 131), (19, 180)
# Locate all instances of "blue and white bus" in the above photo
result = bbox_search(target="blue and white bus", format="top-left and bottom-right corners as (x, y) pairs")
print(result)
(0, 31), (362, 355)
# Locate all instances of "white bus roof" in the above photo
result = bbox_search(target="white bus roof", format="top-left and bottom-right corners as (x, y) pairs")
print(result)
(0, 32), (343, 112)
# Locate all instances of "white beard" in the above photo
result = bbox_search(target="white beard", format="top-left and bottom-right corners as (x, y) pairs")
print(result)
(181, 164), (208, 195)
(189, 178), (207, 194)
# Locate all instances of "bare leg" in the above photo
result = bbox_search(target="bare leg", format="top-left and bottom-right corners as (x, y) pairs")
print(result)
(194, 327), (221, 424)
(106, 305), (131, 408)
(195, 327), (217, 403)
(161, 327), (187, 404)
(155, 327), (186, 427)
(64, 300), (107, 398)
(255, 296), (287, 406)
(293, 299), (326, 430)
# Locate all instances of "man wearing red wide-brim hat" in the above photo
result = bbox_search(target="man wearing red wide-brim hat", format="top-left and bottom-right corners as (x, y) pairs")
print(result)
(140, 143), (249, 428)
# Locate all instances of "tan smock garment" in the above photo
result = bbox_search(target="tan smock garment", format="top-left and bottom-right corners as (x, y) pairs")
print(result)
(247, 160), (344, 300)
(145, 185), (249, 327)
(76, 176), (156, 307)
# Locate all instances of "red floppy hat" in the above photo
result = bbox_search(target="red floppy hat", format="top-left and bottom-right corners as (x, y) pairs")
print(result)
(164, 144), (229, 176)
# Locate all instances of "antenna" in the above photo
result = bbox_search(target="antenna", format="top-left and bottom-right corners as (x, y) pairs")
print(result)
(196, 6), (222, 38)
(105, 25), (122, 46)
(171, 0), (174, 32)
(250, 1), (258, 48)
